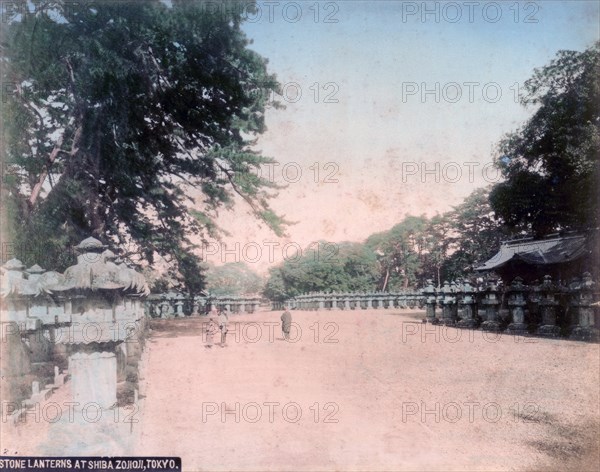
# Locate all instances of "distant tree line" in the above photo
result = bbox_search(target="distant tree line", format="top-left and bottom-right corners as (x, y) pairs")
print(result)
(263, 186), (513, 301)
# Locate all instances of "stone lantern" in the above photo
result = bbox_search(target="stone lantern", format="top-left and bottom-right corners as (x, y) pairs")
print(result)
(47, 237), (149, 409)
(423, 279), (438, 324)
(375, 293), (384, 309)
(342, 294), (349, 310)
(331, 293), (339, 310)
(317, 294), (325, 311)
(252, 298), (261, 313)
(506, 277), (528, 335)
(536, 275), (561, 337)
(570, 272), (598, 341)
(439, 281), (457, 325)
(481, 278), (501, 331)
(457, 280), (477, 328)
(174, 296), (185, 317)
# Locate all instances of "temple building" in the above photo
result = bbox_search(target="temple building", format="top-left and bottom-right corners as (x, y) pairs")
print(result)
(475, 231), (599, 284)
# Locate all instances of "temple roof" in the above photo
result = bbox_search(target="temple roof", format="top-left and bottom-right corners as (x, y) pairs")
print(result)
(475, 234), (588, 272)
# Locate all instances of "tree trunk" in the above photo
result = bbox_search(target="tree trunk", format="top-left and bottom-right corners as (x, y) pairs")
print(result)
(28, 134), (65, 210)
(381, 267), (390, 292)
(28, 123), (83, 212)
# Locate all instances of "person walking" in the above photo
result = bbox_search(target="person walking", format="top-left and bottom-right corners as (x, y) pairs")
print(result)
(281, 309), (292, 341)
(218, 309), (229, 347)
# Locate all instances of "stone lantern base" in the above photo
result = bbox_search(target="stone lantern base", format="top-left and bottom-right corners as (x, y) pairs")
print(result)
(506, 322), (528, 335)
(569, 326), (599, 342)
(69, 351), (117, 409)
(536, 324), (561, 338)
(481, 320), (502, 332)
(457, 318), (478, 329)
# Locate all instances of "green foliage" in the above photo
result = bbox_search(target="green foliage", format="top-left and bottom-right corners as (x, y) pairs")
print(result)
(262, 242), (379, 301)
(1, 0), (286, 293)
(204, 262), (263, 296)
(440, 187), (512, 281)
(365, 215), (428, 290)
(490, 42), (600, 236)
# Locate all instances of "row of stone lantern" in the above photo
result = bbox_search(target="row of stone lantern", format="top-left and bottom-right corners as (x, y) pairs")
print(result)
(145, 294), (262, 317)
(286, 292), (423, 311)
(422, 274), (598, 340)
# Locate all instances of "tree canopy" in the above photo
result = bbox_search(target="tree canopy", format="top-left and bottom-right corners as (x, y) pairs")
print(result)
(490, 42), (600, 236)
(204, 261), (263, 296)
(1, 0), (285, 295)
(263, 187), (511, 300)
(263, 242), (380, 302)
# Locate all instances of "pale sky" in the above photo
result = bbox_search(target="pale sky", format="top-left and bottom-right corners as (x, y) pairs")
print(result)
(196, 0), (600, 272)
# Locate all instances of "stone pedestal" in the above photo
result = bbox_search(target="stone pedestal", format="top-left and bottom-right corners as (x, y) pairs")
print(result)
(481, 280), (501, 331)
(506, 305), (528, 334)
(457, 281), (477, 329)
(506, 277), (528, 334)
(69, 351), (117, 409)
(166, 302), (175, 317)
(175, 300), (184, 317)
(425, 302), (438, 324)
(422, 280), (438, 324)
(536, 276), (560, 337)
(569, 273), (598, 341)
(191, 301), (200, 316)
(457, 300), (477, 328)
(441, 303), (456, 325)
(439, 281), (457, 326)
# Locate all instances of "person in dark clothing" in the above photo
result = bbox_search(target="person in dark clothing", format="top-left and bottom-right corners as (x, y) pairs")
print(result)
(281, 310), (292, 340)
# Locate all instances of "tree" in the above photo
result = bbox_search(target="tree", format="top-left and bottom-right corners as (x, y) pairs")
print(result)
(204, 262), (263, 296)
(0, 1), (286, 294)
(365, 215), (428, 290)
(262, 242), (379, 301)
(442, 187), (510, 281)
(490, 42), (600, 236)
(419, 214), (451, 286)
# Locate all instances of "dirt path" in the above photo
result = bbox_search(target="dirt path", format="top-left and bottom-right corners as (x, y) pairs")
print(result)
(134, 310), (600, 471)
